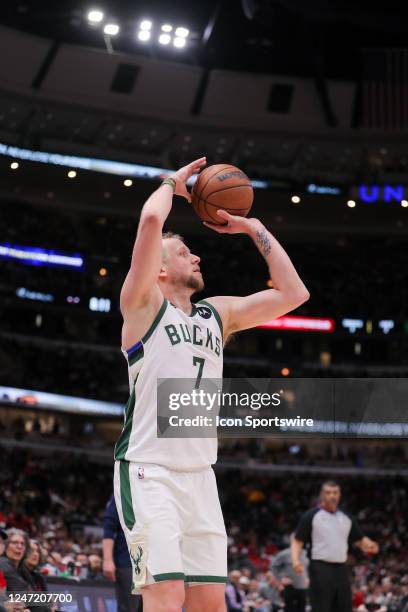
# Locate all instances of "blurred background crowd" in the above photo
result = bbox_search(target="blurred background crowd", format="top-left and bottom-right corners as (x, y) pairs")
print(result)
(0, 447), (408, 611)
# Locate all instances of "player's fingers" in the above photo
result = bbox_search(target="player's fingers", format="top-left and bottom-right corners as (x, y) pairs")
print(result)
(189, 157), (207, 171)
(216, 209), (233, 220)
(203, 221), (228, 233)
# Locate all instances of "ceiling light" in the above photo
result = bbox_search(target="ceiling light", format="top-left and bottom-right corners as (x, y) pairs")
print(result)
(347, 200), (356, 208)
(159, 33), (171, 45)
(124, 179), (133, 187)
(140, 20), (152, 31)
(173, 37), (186, 48)
(161, 24), (172, 32)
(68, 170), (77, 178)
(10, 162), (19, 170)
(87, 9), (104, 24)
(291, 195), (300, 204)
(401, 200), (408, 208)
(104, 23), (120, 36)
(175, 27), (189, 38)
(138, 30), (151, 42)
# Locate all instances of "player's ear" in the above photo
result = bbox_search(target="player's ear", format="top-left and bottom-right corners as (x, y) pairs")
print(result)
(158, 265), (167, 281)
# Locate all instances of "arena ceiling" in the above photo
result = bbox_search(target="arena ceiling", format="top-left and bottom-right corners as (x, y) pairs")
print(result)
(1, 0), (406, 80)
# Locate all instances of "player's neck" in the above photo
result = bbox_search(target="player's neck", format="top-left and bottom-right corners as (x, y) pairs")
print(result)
(165, 289), (194, 315)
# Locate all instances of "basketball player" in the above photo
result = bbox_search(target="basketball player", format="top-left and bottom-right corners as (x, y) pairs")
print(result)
(113, 157), (309, 612)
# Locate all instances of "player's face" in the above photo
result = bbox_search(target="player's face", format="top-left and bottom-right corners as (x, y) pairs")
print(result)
(320, 485), (341, 511)
(162, 238), (204, 292)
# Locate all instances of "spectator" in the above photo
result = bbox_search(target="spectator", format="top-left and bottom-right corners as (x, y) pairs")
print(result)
(0, 530), (6, 558)
(87, 554), (103, 580)
(0, 529), (29, 592)
(0, 529), (49, 612)
(21, 540), (47, 592)
(226, 570), (246, 611)
(102, 495), (142, 611)
(259, 571), (281, 612)
(270, 544), (308, 612)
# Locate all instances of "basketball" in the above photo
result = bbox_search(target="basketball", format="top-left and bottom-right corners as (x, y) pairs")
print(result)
(191, 164), (254, 225)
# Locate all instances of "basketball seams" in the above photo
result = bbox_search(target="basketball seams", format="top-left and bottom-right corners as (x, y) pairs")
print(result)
(204, 200), (220, 223)
(196, 164), (239, 202)
(194, 193), (251, 212)
(204, 184), (253, 200)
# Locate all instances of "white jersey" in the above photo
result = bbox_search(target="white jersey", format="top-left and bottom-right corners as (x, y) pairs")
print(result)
(114, 298), (223, 470)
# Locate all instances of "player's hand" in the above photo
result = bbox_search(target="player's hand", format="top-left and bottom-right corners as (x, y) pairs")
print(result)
(103, 558), (117, 581)
(203, 210), (262, 234)
(168, 157), (207, 203)
(292, 561), (304, 575)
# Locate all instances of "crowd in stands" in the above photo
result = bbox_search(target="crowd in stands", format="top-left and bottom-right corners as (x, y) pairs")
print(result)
(1, 413), (408, 470)
(0, 446), (407, 610)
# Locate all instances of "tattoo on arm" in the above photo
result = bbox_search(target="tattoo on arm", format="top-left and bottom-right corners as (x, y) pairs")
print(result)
(256, 230), (271, 257)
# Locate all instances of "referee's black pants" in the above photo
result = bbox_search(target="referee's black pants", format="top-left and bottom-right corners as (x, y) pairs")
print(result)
(309, 560), (352, 612)
(283, 585), (307, 612)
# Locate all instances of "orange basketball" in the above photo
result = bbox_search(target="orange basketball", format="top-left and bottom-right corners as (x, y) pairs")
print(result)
(191, 164), (253, 225)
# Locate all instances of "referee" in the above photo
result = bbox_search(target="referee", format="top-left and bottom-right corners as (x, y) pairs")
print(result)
(291, 480), (379, 612)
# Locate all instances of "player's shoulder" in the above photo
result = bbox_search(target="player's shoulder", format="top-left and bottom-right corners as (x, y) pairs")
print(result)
(195, 297), (224, 334)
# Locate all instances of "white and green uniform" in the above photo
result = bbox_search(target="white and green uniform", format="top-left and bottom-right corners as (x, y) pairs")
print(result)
(113, 298), (227, 591)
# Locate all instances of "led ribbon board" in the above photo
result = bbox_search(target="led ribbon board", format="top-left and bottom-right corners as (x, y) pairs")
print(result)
(258, 316), (335, 332)
(0, 243), (83, 269)
(0, 142), (268, 188)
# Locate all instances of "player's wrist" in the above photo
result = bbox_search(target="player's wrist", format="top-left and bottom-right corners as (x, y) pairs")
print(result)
(247, 218), (265, 239)
(161, 177), (176, 191)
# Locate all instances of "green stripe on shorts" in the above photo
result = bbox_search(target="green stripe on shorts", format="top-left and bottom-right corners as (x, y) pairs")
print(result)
(153, 572), (185, 582)
(119, 460), (135, 530)
(185, 575), (228, 583)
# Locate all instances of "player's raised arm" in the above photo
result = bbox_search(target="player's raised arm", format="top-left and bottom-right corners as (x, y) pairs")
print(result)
(120, 157), (206, 312)
(203, 210), (309, 337)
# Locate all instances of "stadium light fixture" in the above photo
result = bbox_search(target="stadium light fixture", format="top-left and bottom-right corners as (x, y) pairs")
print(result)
(123, 179), (133, 187)
(140, 19), (152, 30)
(175, 27), (189, 38)
(347, 200), (356, 208)
(401, 200), (408, 207)
(291, 195), (300, 204)
(138, 30), (151, 42)
(173, 37), (186, 48)
(68, 170), (77, 178)
(161, 24), (173, 32)
(88, 9), (104, 24)
(10, 161), (19, 170)
(104, 23), (120, 36)
(159, 33), (171, 45)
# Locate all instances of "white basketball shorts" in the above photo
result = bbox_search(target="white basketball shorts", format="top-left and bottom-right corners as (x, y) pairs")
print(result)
(113, 461), (228, 593)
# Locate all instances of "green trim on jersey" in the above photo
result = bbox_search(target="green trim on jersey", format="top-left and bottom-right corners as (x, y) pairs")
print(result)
(197, 299), (223, 339)
(185, 575), (228, 583)
(119, 461), (135, 530)
(128, 344), (144, 367)
(153, 572), (185, 582)
(114, 382), (136, 460)
(142, 298), (168, 344)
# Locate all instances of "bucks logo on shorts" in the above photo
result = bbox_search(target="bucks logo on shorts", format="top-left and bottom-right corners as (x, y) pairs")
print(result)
(130, 545), (143, 575)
